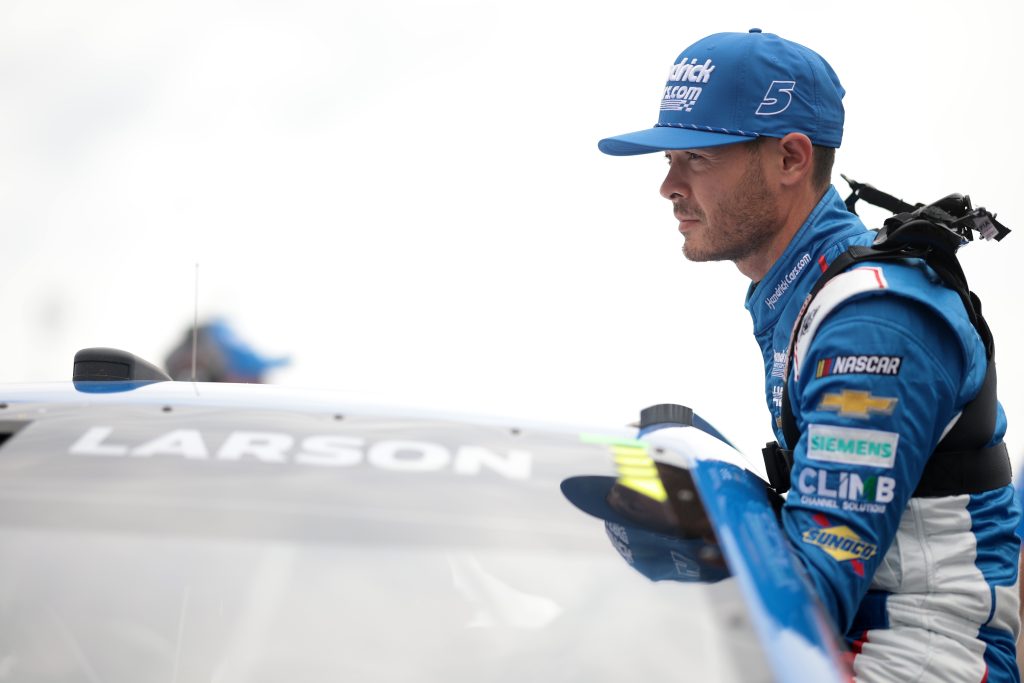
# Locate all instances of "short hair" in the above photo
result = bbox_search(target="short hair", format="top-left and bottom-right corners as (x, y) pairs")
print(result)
(811, 145), (836, 190)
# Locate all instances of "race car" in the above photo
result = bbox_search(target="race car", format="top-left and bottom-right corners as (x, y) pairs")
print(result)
(0, 348), (849, 682)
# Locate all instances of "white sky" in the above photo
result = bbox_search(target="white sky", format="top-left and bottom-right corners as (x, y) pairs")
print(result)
(1, 0), (1022, 462)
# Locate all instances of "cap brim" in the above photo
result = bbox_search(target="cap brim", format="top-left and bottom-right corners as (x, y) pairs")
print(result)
(560, 476), (640, 527)
(598, 126), (756, 156)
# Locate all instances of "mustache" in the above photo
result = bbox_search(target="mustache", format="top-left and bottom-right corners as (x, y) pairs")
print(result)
(672, 202), (704, 221)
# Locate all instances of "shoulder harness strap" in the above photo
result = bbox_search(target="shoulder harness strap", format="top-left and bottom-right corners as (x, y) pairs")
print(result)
(762, 183), (1011, 497)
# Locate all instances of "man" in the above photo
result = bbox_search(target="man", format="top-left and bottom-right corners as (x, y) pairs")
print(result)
(597, 29), (1020, 681)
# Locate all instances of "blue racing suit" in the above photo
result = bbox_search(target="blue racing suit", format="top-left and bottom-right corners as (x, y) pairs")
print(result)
(745, 186), (1020, 682)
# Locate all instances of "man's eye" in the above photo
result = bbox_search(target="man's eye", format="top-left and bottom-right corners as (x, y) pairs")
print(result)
(665, 152), (704, 164)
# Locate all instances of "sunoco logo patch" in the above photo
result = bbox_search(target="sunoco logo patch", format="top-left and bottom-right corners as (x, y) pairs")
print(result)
(802, 514), (876, 577)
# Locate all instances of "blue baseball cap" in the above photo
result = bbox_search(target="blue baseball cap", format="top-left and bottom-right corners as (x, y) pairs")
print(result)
(598, 29), (845, 156)
(205, 318), (291, 378)
(561, 475), (730, 583)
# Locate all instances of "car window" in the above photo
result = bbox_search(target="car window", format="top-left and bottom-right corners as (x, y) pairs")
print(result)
(0, 406), (773, 682)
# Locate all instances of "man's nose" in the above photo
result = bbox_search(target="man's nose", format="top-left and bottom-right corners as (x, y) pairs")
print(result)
(660, 164), (689, 201)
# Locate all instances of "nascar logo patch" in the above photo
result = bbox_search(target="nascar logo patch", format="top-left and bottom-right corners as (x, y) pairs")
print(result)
(815, 355), (902, 378)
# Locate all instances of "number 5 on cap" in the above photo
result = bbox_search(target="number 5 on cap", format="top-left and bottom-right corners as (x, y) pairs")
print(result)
(756, 81), (796, 116)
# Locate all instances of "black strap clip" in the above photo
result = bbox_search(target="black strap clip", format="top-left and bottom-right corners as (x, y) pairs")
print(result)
(762, 441), (794, 494)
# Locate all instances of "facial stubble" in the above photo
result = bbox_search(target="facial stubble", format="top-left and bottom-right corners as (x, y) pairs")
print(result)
(679, 155), (782, 264)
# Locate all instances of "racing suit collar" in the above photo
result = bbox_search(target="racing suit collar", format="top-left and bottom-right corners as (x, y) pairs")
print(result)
(744, 186), (856, 333)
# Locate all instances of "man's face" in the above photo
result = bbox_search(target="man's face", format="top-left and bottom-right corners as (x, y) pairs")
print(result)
(660, 140), (784, 263)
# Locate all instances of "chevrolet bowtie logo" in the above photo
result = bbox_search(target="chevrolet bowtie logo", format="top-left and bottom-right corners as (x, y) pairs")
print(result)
(817, 390), (898, 419)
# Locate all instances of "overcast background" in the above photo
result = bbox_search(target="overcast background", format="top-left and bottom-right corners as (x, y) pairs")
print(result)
(1, 0), (1021, 464)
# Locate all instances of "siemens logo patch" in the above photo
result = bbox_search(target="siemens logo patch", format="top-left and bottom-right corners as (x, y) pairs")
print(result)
(815, 355), (902, 378)
(807, 424), (899, 469)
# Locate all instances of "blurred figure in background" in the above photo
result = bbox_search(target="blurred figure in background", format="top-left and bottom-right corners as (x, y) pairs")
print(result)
(164, 318), (290, 383)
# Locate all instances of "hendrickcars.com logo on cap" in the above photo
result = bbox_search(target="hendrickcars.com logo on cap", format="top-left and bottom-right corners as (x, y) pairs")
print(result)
(661, 57), (717, 113)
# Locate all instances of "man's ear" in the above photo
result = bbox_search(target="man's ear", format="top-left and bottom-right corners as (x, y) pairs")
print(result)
(775, 132), (814, 188)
